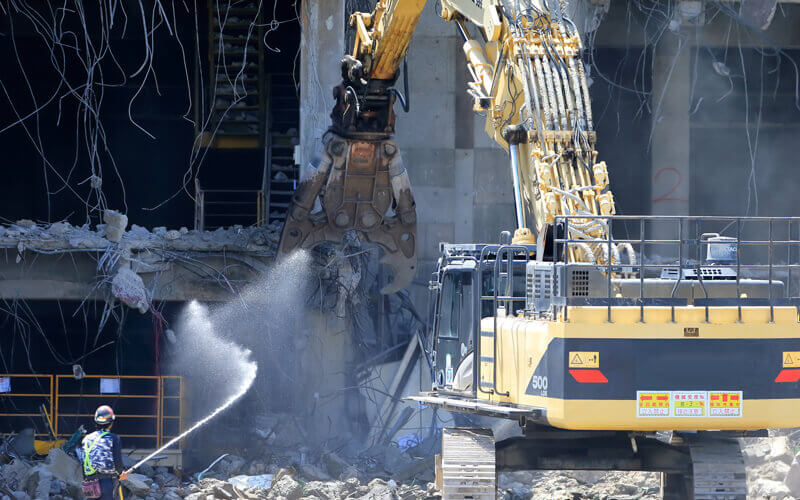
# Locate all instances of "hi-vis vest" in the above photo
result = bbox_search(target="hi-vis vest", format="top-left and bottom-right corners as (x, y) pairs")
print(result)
(82, 430), (114, 476)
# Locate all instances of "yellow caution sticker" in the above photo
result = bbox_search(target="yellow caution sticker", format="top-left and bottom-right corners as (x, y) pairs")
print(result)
(672, 391), (707, 417)
(783, 352), (800, 368)
(637, 391), (670, 417)
(568, 351), (599, 368)
(709, 391), (742, 417)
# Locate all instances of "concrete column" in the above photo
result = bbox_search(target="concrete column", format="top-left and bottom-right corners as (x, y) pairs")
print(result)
(650, 30), (691, 219)
(302, 311), (352, 440)
(298, 0), (345, 174)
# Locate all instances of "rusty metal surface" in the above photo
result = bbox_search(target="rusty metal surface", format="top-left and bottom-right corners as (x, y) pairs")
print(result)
(279, 132), (416, 294)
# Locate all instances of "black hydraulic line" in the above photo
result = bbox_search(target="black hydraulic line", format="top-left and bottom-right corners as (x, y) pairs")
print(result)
(389, 58), (411, 112)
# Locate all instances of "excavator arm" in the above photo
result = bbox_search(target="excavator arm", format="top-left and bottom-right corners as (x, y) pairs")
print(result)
(279, 0), (616, 294)
(442, 0), (617, 261)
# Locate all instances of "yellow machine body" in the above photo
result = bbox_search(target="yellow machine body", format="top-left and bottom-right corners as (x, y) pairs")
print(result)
(479, 306), (800, 431)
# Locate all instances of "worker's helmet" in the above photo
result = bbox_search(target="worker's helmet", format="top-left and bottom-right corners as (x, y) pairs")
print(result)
(94, 405), (115, 425)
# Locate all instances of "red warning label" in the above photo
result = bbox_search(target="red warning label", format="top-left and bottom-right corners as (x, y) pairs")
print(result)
(637, 392), (670, 417)
(709, 391), (742, 417)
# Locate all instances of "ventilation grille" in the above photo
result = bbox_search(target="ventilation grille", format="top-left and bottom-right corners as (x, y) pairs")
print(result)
(526, 262), (559, 313)
(570, 269), (590, 297)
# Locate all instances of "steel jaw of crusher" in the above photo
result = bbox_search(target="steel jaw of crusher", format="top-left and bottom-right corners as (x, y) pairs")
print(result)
(278, 132), (417, 294)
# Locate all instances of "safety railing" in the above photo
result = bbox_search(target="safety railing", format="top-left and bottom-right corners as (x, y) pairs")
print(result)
(54, 375), (183, 450)
(194, 178), (265, 231)
(0, 374), (54, 439)
(553, 215), (800, 323)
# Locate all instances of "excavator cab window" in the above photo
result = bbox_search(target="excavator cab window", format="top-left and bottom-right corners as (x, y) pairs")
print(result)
(433, 268), (477, 391)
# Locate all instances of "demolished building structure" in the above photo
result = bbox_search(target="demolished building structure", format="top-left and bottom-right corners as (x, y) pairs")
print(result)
(2, 0), (800, 498)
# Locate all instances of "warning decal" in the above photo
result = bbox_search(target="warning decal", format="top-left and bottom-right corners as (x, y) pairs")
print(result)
(672, 391), (707, 417)
(783, 352), (800, 368)
(636, 391), (743, 418)
(568, 351), (599, 368)
(637, 392), (670, 417)
(709, 391), (742, 417)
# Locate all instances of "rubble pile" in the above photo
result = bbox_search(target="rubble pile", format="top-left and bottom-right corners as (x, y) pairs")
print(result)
(498, 470), (661, 499)
(740, 433), (800, 499)
(495, 434), (800, 499)
(0, 217), (282, 255)
(4, 434), (800, 499)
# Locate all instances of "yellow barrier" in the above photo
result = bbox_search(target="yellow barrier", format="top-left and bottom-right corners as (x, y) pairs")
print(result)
(53, 375), (183, 449)
(0, 374), (54, 439)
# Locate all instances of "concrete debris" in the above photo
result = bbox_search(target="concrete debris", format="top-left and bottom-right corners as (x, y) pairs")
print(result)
(71, 364), (85, 379)
(11, 432), (800, 500)
(0, 459), (30, 491)
(21, 466), (52, 500)
(266, 475), (302, 500)
(297, 463), (330, 482)
(112, 266), (150, 313)
(322, 452), (350, 479)
(103, 209), (129, 242)
(41, 449), (80, 485)
(122, 473), (153, 496)
(0, 219), (281, 254)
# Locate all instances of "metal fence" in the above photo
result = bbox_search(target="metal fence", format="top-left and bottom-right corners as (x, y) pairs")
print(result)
(39, 375), (185, 450)
(0, 374), (54, 439)
(194, 178), (265, 231)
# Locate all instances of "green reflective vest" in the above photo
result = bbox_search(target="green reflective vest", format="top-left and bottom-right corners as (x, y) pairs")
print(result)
(82, 430), (109, 476)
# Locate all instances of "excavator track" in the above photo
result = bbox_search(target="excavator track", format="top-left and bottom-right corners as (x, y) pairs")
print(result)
(663, 435), (747, 500)
(689, 437), (747, 500)
(441, 428), (496, 500)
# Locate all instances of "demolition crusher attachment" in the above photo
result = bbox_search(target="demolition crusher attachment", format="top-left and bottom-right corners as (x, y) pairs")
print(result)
(278, 57), (418, 294)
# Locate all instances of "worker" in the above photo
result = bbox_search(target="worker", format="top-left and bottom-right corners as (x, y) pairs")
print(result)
(77, 405), (128, 499)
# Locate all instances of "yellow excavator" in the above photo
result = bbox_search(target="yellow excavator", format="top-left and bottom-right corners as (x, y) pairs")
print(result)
(279, 0), (800, 498)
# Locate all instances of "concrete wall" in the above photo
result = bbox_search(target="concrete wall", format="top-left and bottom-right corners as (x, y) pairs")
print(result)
(395, 4), (513, 306)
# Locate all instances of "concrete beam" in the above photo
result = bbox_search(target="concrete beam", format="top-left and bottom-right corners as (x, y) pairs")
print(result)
(0, 250), (271, 302)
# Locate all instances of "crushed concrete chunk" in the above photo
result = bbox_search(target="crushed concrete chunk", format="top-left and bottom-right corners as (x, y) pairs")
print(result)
(111, 267), (149, 313)
(103, 210), (128, 242)
(43, 449), (80, 484)
(122, 473), (152, 497)
(22, 466), (53, 500)
(267, 475), (302, 500)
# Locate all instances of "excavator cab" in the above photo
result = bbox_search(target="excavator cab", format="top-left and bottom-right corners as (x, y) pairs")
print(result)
(428, 242), (533, 395)
(430, 262), (477, 393)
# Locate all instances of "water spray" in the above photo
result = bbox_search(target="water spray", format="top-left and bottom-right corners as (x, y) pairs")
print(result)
(124, 358), (258, 475)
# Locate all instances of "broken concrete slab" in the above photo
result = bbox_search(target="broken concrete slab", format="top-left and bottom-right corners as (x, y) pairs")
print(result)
(42, 449), (80, 484)
(22, 466), (52, 500)
(267, 475), (302, 500)
(122, 473), (152, 497)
